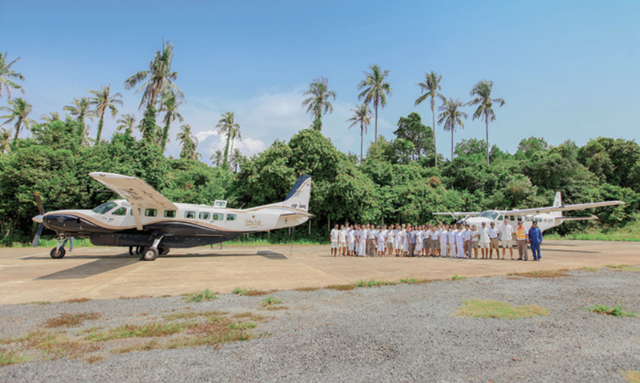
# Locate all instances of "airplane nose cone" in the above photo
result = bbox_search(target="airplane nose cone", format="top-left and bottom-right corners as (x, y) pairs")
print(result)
(33, 215), (43, 223)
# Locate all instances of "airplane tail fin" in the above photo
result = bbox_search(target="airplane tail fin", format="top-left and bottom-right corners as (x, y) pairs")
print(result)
(551, 192), (562, 217)
(283, 175), (312, 211)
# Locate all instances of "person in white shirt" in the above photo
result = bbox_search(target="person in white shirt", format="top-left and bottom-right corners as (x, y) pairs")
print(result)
(479, 222), (490, 259)
(432, 225), (440, 256)
(448, 225), (457, 257)
(376, 225), (384, 256)
(402, 225), (409, 256)
(439, 225), (448, 257)
(347, 225), (355, 256)
(463, 224), (472, 258)
(415, 227), (423, 257)
(359, 225), (368, 257)
(455, 225), (465, 258)
(500, 219), (514, 260)
(424, 226), (432, 256)
(330, 224), (339, 256)
(386, 224), (395, 256)
(367, 224), (377, 257)
(459, 225), (468, 258)
(338, 225), (347, 256)
(489, 222), (500, 259)
(470, 225), (479, 258)
(394, 224), (402, 257)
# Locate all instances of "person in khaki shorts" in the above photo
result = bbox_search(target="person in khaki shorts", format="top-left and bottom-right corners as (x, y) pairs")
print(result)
(489, 222), (500, 259)
(515, 221), (529, 261)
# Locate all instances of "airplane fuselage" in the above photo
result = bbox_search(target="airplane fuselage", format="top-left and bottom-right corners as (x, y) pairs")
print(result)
(463, 211), (558, 233)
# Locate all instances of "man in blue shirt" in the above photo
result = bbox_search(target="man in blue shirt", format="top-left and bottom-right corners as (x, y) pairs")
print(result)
(528, 221), (543, 261)
(408, 227), (417, 257)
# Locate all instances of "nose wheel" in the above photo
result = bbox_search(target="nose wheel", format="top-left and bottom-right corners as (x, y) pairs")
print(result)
(50, 247), (66, 259)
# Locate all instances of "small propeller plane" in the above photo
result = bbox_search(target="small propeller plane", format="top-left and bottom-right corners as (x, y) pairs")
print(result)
(32, 172), (313, 261)
(434, 192), (624, 233)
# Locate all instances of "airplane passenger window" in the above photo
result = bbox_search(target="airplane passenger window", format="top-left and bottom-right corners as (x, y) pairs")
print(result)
(185, 211), (196, 219)
(199, 212), (210, 220)
(226, 214), (236, 221)
(92, 201), (117, 214)
(510, 216), (515, 221)
(212, 213), (224, 221)
(145, 209), (157, 217)
(111, 207), (127, 216)
(164, 210), (176, 218)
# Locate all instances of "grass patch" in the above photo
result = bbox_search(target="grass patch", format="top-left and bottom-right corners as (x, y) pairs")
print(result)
(625, 370), (640, 383)
(183, 289), (218, 303)
(84, 354), (106, 364)
(325, 284), (356, 291)
(231, 287), (267, 296)
(163, 310), (228, 321)
(30, 331), (100, 360)
(399, 278), (419, 284)
(86, 322), (199, 342)
(228, 321), (257, 330)
(119, 295), (151, 300)
(621, 266), (640, 271)
(453, 299), (550, 319)
(606, 264), (631, 269)
(451, 275), (467, 281)
(112, 340), (160, 355)
(509, 269), (570, 278)
(583, 304), (636, 317)
(0, 350), (30, 366)
(294, 286), (320, 292)
(261, 296), (281, 306)
(355, 279), (394, 288)
(44, 312), (101, 328)
(579, 267), (598, 272)
(63, 298), (93, 304)
(22, 301), (51, 305)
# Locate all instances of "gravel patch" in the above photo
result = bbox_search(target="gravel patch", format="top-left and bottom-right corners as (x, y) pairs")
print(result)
(1, 268), (639, 382)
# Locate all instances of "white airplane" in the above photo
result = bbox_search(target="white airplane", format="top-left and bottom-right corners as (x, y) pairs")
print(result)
(434, 192), (625, 233)
(32, 172), (313, 261)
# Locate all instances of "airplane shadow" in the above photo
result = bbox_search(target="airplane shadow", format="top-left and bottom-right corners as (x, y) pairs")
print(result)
(37, 258), (139, 280)
(543, 248), (601, 254)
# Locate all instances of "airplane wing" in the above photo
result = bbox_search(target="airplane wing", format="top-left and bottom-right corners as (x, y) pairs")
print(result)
(555, 215), (599, 222)
(89, 172), (178, 211)
(432, 212), (480, 217)
(503, 201), (624, 216)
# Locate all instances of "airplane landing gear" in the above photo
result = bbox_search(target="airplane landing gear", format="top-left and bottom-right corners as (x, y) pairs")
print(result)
(159, 247), (170, 255)
(50, 247), (66, 259)
(140, 236), (165, 261)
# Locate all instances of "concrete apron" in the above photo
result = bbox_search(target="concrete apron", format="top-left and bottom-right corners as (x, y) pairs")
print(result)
(0, 240), (638, 305)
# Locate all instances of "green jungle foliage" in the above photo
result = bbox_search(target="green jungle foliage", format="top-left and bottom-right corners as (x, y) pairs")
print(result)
(1, 116), (639, 246)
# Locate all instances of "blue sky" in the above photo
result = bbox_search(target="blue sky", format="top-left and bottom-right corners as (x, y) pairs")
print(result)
(2, 0), (639, 161)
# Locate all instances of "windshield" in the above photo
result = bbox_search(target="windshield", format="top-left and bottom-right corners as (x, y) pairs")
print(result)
(92, 201), (117, 214)
(478, 211), (499, 220)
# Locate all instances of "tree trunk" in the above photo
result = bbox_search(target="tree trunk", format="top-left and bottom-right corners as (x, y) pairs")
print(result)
(223, 134), (230, 170)
(451, 128), (454, 161)
(360, 122), (364, 163)
(13, 118), (22, 142)
(161, 120), (170, 153)
(96, 112), (105, 143)
(485, 111), (490, 166)
(374, 101), (379, 146)
(432, 100), (437, 167)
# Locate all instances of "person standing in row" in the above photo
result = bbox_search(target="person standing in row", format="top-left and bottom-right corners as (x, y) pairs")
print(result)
(489, 222), (500, 259)
(359, 224), (368, 257)
(529, 221), (543, 261)
(455, 224), (464, 258)
(347, 224), (355, 256)
(387, 224), (395, 256)
(501, 219), (514, 260)
(515, 220), (529, 261)
(330, 224), (339, 256)
(367, 224), (377, 257)
(471, 225), (479, 258)
(395, 224), (403, 256)
(439, 224), (448, 257)
(479, 222), (490, 259)
(415, 226), (423, 256)
(338, 225), (347, 256)
(377, 225), (386, 256)
(432, 225), (440, 256)
(448, 225), (457, 257)
(408, 227), (416, 257)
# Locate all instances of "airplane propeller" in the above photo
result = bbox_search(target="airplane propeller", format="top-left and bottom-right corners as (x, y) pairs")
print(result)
(31, 192), (45, 247)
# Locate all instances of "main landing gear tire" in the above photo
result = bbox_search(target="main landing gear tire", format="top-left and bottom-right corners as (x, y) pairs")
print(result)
(141, 247), (159, 261)
(50, 247), (66, 259)
(159, 247), (170, 255)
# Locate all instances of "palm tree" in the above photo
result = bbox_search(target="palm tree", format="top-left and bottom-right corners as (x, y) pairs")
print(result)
(89, 84), (123, 143)
(301, 77), (336, 131)
(346, 104), (372, 162)
(177, 124), (198, 160)
(64, 97), (94, 146)
(40, 112), (61, 123)
(0, 52), (25, 100)
(0, 97), (36, 144)
(357, 65), (392, 146)
(438, 97), (468, 161)
(0, 128), (12, 153)
(415, 72), (443, 166)
(215, 112), (239, 169)
(116, 113), (136, 137)
(467, 80), (506, 166)
(210, 150), (223, 167)
(159, 91), (183, 152)
(229, 148), (243, 172)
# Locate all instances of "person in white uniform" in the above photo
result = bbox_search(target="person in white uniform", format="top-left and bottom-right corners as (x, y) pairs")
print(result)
(454, 225), (464, 258)
(377, 225), (386, 256)
(439, 225), (449, 257)
(415, 226), (423, 256)
(479, 222), (490, 259)
(500, 219), (514, 260)
(330, 224), (339, 256)
(432, 225), (440, 256)
(338, 225), (347, 256)
(386, 224), (395, 256)
(347, 225), (355, 256)
(359, 225), (368, 257)
(394, 225), (403, 257)
(448, 225), (457, 258)
(470, 225), (479, 258)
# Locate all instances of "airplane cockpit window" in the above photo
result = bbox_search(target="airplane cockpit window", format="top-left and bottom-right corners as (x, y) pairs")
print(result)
(92, 201), (117, 214)
(145, 209), (157, 217)
(185, 211), (196, 219)
(164, 210), (176, 218)
(212, 213), (224, 221)
(199, 212), (210, 220)
(478, 211), (499, 220)
(226, 214), (236, 221)
(214, 200), (227, 208)
(111, 207), (127, 216)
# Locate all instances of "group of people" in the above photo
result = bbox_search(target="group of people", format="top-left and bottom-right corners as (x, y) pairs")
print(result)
(329, 219), (543, 261)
